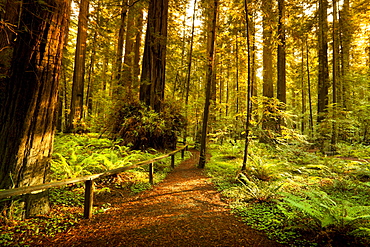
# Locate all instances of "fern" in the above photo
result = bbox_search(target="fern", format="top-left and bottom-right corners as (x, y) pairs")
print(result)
(236, 173), (283, 203)
(279, 190), (370, 243)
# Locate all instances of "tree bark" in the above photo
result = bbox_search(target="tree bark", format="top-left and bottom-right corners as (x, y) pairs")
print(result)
(242, 0), (252, 171)
(0, 0), (71, 218)
(339, 0), (351, 109)
(114, 0), (128, 96)
(262, 0), (274, 98)
(139, 0), (169, 112)
(317, 0), (329, 123)
(277, 0), (286, 104)
(133, 5), (144, 91)
(68, 0), (89, 132)
(198, 0), (218, 169)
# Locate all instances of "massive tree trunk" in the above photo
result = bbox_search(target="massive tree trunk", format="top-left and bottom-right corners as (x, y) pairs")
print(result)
(139, 0), (169, 112)
(198, 0), (218, 169)
(68, 0), (89, 132)
(0, 0), (70, 218)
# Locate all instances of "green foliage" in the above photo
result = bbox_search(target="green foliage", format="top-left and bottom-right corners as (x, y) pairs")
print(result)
(49, 187), (84, 207)
(221, 173), (282, 204)
(278, 191), (370, 245)
(205, 139), (370, 246)
(234, 203), (312, 246)
(111, 99), (186, 150)
(0, 212), (79, 246)
(337, 142), (370, 159)
(51, 134), (153, 180)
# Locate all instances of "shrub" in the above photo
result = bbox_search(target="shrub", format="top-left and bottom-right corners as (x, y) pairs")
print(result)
(111, 99), (186, 150)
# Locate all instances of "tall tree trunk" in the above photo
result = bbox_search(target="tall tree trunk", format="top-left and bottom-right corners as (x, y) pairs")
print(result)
(317, 0), (329, 124)
(242, 0), (252, 171)
(122, 0), (138, 96)
(262, 0), (274, 98)
(306, 39), (314, 136)
(68, 0), (89, 132)
(235, 31), (240, 116)
(261, 0), (276, 142)
(339, 0), (351, 109)
(114, 0), (128, 95)
(277, 0), (286, 104)
(0, 0), (70, 218)
(198, 0), (218, 169)
(139, 0), (169, 112)
(301, 42), (306, 133)
(133, 5), (144, 91)
(331, 0), (339, 149)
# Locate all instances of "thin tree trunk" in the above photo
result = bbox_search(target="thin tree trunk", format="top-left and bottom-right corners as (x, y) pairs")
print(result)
(301, 42), (306, 134)
(133, 5), (143, 91)
(331, 0), (339, 149)
(242, 0), (252, 171)
(306, 39), (314, 136)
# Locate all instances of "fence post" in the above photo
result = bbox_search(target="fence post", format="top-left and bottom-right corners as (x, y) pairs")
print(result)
(181, 148), (185, 160)
(171, 154), (175, 169)
(84, 179), (94, 219)
(149, 163), (154, 185)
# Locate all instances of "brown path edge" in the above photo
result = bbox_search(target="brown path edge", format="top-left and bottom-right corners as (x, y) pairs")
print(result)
(37, 150), (285, 247)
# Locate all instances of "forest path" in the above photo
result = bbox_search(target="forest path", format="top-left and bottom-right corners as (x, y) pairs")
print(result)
(38, 150), (284, 247)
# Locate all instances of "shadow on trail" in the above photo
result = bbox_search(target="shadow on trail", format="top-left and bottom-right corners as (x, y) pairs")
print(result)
(39, 150), (285, 247)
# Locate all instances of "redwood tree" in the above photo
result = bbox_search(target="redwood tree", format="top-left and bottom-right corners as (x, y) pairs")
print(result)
(0, 0), (71, 217)
(139, 0), (169, 112)
(68, 0), (89, 132)
(317, 0), (329, 124)
(198, 0), (218, 169)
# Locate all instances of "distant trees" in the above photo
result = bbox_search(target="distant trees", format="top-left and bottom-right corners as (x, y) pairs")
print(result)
(0, 0), (71, 217)
(1, 0), (369, 193)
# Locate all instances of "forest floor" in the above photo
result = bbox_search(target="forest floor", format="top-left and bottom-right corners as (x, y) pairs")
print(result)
(33, 150), (286, 247)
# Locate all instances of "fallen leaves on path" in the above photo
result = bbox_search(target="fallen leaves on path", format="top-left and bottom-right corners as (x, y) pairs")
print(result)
(35, 150), (285, 247)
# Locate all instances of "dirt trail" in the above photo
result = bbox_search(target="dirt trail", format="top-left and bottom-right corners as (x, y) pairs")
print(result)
(37, 150), (284, 247)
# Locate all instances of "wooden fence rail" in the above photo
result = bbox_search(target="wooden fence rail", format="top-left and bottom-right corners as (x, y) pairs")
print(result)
(0, 145), (188, 219)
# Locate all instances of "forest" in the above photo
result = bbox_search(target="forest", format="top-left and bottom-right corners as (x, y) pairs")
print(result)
(0, 0), (370, 246)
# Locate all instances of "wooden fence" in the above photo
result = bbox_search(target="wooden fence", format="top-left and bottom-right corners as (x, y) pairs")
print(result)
(0, 145), (188, 219)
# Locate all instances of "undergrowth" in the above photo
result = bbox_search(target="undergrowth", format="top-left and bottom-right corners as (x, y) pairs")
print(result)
(206, 141), (370, 246)
(0, 134), (190, 246)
